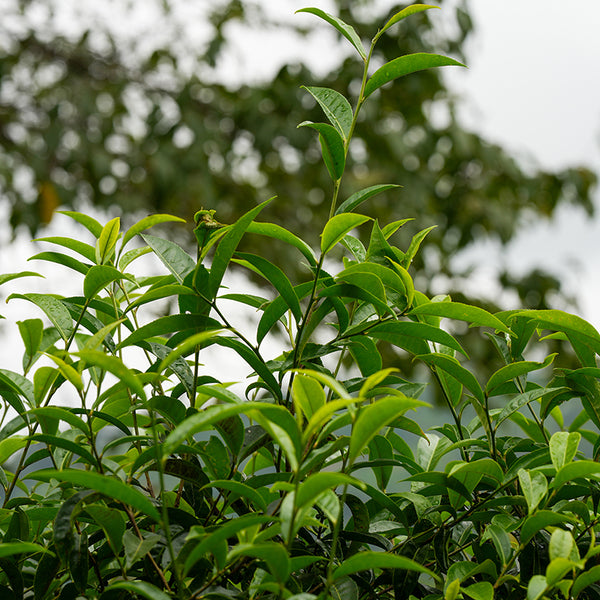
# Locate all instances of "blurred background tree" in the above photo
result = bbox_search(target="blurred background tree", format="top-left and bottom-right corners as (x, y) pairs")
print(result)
(0, 0), (596, 313)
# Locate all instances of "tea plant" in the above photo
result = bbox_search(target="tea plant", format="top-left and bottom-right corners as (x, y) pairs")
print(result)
(1, 5), (600, 600)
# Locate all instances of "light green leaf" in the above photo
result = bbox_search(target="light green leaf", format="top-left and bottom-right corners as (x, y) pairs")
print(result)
(17, 318), (44, 360)
(572, 564), (600, 598)
(298, 121), (346, 180)
(0, 271), (44, 286)
(545, 557), (578, 588)
(246, 221), (317, 265)
(518, 469), (547, 514)
(8, 293), (73, 341)
(121, 214), (186, 249)
(0, 436), (29, 465)
(364, 53), (465, 99)
(296, 7), (366, 59)
(28, 469), (160, 522)
(348, 394), (426, 465)
(83, 265), (132, 299)
(157, 330), (223, 373)
(321, 213), (371, 255)
(292, 373), (326, 423)
(553, 460), (600, 488)
(95, 217), (120, 264)
(43, 353), (83, 392)
(550, 431), (581, 471)
(332, 551), (438, 581)
(302, 86), (353, 139)
(335, 184), (401, 216)
(378, 5), (439, 37)
(527, 575), (548, 600)
(296, 473), (360, 509)
(463, 581), (494, 600)
(549, 528), (575, 562)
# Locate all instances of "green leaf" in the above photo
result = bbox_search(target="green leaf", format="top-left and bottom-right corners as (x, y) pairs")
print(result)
(29, 407), (89, 434)
(74, 350), (146, 401)
(157, 329), (223, 373)
(364, 53), (465, 99)
(31, 433), (96, 466)
(370, 321), (467, 357)
(515, 309), (600, 351)
(235, 252), (302, 321)
(245, 221), (317, 265)
(201, 480), (267, 512)
(417, 353), (485, 404)
(184, 514), (272, 574)
(118, 313), (221, 348)
(296, 7), (367, 59)
(550, 431), (581, 471)
(336, 184), (401, 216)
(302, 86), (353, 139)
(0, 271), (44, 287)
(518, 469), (548, 514)
(100, 581), (172, 600)
(572, 564), (600, 598)
(333, 551), (438, 581)
(553, 460), (600, 488)
(123, 529), (161, 570)
(549, 528), (575, 562)
(95, 217), (120, 264)
(403, 226), (436, 268)
(209, 198), (273, 298)
(8, 293), (73, 341)
(121, 213), (186, 249)
(0, 542), (53, 558)
(486, 354), (557, 394)
(527, 575), (548, 600)
(0, 369), (35, 406)
(141, 233), (195, 284)
(378, 5), (439, 37)
(44, 353), (84, 391)
(17, 318), (44, 360)
(494, 387), (565, 429)
(29, 251), (91, 275)
(321, 213), (371, 255)
(463, 581), (494, 600)
(292, 373), (326, 423)
(349, 394), (426, 465)
(28, 469), (160, 522)
(298, 121), (346, 180)
(33, 235), (96, 262)
(126, 283), (198, 312)
(0, 436), (29, 465)
(228, 543), (290, 584)
(83, 265), (132, 299)
(521, 511), (576, 544)
(57, 210), (102, 238)
(296, 472), (359, 509)
(410, 301), (511, 334)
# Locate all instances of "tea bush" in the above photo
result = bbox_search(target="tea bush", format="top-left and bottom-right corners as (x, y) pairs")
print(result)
(1, 5), (600, 600)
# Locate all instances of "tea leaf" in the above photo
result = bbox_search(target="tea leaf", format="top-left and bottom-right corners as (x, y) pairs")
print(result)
(298, 121), (346, 180)
(302, 86), (353, 139)
(378, 5), (439, 37)
(141, 233), (195, 284)
(364, 53), (465, 99)
(321, 213), (371, 255)
(8, 293), (73, 341)
(121, 214), (186, 249)
(333, 551), (438, 581)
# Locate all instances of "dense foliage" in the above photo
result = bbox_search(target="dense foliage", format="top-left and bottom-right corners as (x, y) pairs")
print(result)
(0, 0), (596, 309)
(2, 6), (600, 600)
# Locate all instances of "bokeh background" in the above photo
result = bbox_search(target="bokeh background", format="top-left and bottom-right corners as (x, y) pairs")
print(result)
(1, 0), (599, 378)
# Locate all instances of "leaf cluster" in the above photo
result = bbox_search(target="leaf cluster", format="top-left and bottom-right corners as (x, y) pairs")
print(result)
(0, 6), (600, 600)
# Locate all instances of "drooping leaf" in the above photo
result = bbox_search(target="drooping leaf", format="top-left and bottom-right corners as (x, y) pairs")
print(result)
(298, 121), (346, 180)
(121, 214), (186, 249)
(296, 7), (367, 59)
(8, 293), (73, 341)
(364, 53), (465, 99)
(29, 251), (91, 275)
(0, 271), (44, 287)
(333, 551), (438, 581)
(57, 211), (103, 238)
(28, 469), (160, 522)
